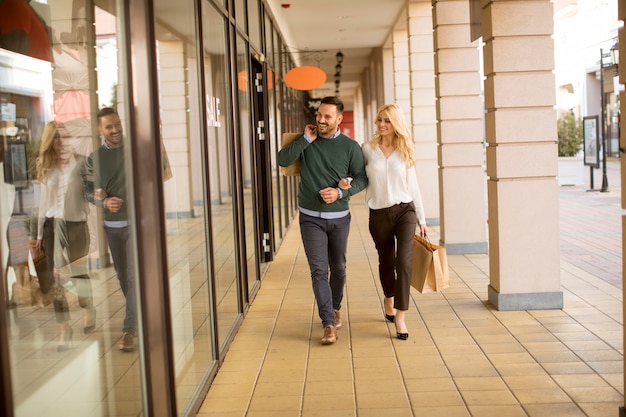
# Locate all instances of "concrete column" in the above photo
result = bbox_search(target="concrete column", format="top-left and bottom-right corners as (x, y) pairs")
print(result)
(408, 1), (439, 224)
(482, 0), (562, 310)
(392, 29), (411, 115)
(432, 0), (487, 253)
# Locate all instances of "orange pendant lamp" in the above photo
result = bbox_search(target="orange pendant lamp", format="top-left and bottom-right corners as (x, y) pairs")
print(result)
(284, 66), (327, 91)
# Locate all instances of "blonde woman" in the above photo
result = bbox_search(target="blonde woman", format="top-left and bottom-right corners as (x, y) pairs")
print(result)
(343, 104), (427, 340)
(33, 122), (93, 351)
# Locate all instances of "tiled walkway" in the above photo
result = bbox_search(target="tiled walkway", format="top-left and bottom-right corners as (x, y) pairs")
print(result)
(197, 161), (623, 417)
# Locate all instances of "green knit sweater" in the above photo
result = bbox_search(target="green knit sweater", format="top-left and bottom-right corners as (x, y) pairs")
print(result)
(83, 145), (128, 222)
(277, 133), (367, 212)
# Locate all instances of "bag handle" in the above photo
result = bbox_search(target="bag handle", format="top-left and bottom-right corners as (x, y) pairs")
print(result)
(415, 233), (434, 251)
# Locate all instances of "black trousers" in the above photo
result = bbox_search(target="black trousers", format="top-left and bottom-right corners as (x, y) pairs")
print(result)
(368, 202), (417, 311)
(37, 218), (91, 322)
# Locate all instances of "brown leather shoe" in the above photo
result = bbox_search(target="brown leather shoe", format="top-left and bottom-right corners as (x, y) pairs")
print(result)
(334, 309), (342, 329)
(118, 332), (135, 352)
(321, 325), (338, 345)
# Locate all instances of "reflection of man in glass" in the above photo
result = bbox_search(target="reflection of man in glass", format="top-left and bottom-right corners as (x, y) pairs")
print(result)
(83, 107), (136, 352)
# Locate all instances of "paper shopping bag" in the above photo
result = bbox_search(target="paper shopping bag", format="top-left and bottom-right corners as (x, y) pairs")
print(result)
(280, 133), (301, 176)
(411, 235), (450, 293)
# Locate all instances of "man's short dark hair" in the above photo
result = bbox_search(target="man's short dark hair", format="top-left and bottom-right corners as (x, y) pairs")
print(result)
(320, 96), (344, 114)
(97, 107), (118, 121)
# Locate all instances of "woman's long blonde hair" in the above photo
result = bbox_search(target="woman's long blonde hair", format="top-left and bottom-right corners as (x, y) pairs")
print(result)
(370, 104), (416, 167)
(35, 122), (61, 183)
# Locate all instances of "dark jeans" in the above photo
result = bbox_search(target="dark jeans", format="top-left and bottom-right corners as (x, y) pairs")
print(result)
(299, 212), (351, 328)
(104, 225), (136, 335)
(369, 202), (417, 311)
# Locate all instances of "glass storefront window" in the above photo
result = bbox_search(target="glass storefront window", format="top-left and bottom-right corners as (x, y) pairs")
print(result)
(1, 1), (145, 415)
(247, 0), (261, 51)
(153, 0), (218, 413)
(201, 1), (241, 350)
(264, 15), (273, 67)
(235, 0), (247, 36)
(236, 36), (261, 296)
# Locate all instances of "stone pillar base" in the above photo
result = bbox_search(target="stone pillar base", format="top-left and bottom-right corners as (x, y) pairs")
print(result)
(445, 242), (488, 255)
(488, 285), (563, 311)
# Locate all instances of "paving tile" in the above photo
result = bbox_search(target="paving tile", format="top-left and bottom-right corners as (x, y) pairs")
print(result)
(302, 393), (355, 411)
(461, 389), (517, 405)
(467, 405), (528, 417)
(540, 362), (595, 375)
(404, 377), (458, 392)
(411, 406), (470, 417)
(357, 409), (413, 417)
(406, 390), (465, 407)
(503, 375), (560, 390)
(354, 378), (404, 394)
(523, 403), (587, 417)
(247, 395), (302, 412)
(355, 391), (409, 409)
(562, 386), (623, 403)
(513, 388), (571, 404)
(577, 401), (623, 417)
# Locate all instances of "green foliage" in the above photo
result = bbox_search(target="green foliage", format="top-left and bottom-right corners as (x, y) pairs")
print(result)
(557, 112), (583, 157)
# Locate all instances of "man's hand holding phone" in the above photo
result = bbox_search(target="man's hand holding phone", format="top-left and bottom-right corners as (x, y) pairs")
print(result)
(304, 124), (318, 141)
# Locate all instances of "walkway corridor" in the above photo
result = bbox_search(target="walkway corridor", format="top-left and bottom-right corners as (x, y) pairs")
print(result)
(197, 162), (623, 417)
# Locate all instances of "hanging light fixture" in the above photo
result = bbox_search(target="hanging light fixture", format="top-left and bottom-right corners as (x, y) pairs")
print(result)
(282, 48), (327, 91)
(284, 66), (327, 91)
(336, 50), (344, 64)
(334, 50), (343, 95)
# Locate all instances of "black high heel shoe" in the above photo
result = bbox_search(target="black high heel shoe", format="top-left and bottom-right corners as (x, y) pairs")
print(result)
(385, 314), (395, 323)
(57, 326), (74, 352)
(396, 332), (409, 340)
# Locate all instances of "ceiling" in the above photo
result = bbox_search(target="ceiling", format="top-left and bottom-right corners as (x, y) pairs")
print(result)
(265, 0), (408, 108)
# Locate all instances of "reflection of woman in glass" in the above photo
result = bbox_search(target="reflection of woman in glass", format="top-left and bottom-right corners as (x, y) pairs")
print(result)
(33, 122), (93, 351)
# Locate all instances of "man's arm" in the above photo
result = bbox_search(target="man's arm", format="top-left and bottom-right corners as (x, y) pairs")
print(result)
(344, 144), (368, 197)
(277, 134), (311, 167)
(81, 153), (104, 208)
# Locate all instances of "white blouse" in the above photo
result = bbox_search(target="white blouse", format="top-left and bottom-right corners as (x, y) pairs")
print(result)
(36, 156), (89, 239)
(362, 141), (426, 224)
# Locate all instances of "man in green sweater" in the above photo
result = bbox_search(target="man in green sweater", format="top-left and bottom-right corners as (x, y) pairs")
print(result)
(83, 107), (136, 351)
(278, 96), (367, 344)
